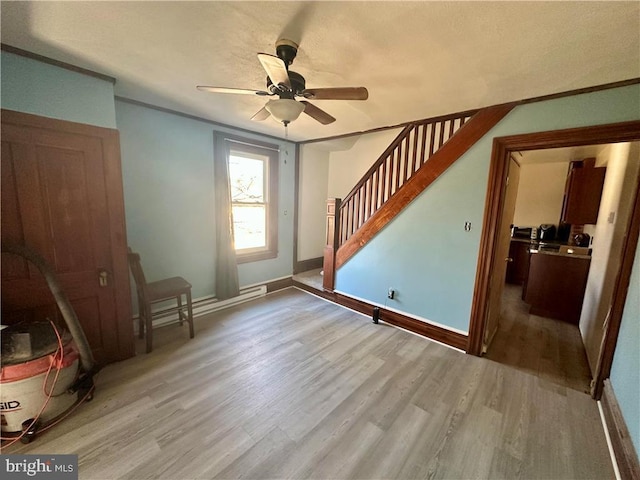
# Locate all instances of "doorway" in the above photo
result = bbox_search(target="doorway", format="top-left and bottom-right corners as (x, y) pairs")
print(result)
(483, 144), (632, 393)
(468, 120), (640, 399)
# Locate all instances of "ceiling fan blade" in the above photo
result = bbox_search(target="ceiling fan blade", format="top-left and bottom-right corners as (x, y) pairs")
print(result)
(257, 53), (291, 90)
(300, 101), (336, 125)
(301, 87), (369, 100)
(251, 106), (271, 121)
(197, 86), (271, 96)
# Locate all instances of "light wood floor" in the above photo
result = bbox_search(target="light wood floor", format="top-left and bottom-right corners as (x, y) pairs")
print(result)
(486, 284), (593, 394)
(292, 268), (323, 291)
(5, 288), (613, 479)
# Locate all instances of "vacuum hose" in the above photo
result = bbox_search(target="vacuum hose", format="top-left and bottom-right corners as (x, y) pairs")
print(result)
(2, 243), (96, 373)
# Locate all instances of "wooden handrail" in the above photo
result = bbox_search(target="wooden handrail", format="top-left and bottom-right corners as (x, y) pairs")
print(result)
(340, 109), (480, 206)
(337, 109), (478, 248)
(335, 103), (517, 268)
(341, 125), (413, 206)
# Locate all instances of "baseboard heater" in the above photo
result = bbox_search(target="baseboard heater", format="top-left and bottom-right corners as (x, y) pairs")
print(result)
(133, 285), (267, 331)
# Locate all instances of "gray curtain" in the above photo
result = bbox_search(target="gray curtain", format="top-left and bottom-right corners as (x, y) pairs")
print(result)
(213, 134), (240, 300)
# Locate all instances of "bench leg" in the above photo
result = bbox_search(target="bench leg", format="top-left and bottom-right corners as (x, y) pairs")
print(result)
(177, 295), (184, 325)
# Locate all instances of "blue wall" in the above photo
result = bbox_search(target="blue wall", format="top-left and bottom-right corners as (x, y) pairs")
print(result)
(115, 100), (295, 300)
(0, 49), (296, 302)
(610, 240), (640, 456)
(336, 84), (640, 333)
(0, 51), (116, 128)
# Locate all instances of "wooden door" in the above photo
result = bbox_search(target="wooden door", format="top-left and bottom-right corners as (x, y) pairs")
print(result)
(505, 240), (530, 285)
(483, 157), (521, 351)
(1, 110), (133, 364)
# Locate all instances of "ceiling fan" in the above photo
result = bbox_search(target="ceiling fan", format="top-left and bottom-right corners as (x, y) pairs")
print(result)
(197, 39), (368, 126)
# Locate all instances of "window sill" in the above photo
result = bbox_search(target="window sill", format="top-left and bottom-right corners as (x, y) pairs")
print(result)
(236, 249), (278, 264)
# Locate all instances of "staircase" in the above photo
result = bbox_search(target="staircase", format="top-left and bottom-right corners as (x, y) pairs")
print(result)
(323, 103), (516, 291)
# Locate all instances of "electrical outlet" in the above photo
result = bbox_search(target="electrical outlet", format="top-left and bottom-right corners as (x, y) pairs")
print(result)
(464, 221), (472, 232)
(388, 288), (395, 300)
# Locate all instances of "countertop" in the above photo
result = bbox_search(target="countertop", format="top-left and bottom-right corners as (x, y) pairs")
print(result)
(529, 249), (591, 260)
(511, 237), (591, 259)
(511, 237), (566, 246)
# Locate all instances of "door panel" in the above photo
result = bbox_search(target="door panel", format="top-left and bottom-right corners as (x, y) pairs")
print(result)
(1, 111), (133, 364)
(72, 296), (105, 352)
(37, 147), (95, 273)
(484, 157), (521, 351)
(1, 141), (29, 279)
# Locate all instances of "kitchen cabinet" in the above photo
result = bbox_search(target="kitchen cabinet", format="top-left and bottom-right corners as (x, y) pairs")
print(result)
(523, 252), (591, 324)
(561, 160), (606, 225)
(506, 240), (530, 285)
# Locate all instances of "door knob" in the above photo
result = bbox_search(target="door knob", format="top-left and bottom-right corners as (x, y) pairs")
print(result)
(505, 257), (513, 263)
(98, 269), (110, 287)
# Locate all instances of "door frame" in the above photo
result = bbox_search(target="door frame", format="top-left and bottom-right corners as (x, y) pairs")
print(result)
(467, 119), (640, 399)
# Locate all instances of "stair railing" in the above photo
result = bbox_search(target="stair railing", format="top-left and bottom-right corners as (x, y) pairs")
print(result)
(338, 110), (477, 247)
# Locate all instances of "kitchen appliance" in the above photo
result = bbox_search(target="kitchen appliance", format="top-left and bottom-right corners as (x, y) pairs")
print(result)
(539, 224), (557, 241)
(511, 226), (537, 240)
(557, 222), (571, 243)
(573, 233), (591, 247)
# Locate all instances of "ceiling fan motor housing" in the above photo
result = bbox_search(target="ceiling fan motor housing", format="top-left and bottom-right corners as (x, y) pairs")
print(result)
(267, 71), (306, 97)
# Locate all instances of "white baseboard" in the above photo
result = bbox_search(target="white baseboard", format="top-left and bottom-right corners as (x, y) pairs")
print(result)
(332, 288), (469, 335)
(133, 285), (267, 332)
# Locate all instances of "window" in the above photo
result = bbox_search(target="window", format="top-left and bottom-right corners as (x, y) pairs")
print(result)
(226, 139), (279, 263)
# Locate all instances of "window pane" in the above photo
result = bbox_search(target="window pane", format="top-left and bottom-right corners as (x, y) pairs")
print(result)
(232, 204), (266, 250)
(229, 155), (264, 203)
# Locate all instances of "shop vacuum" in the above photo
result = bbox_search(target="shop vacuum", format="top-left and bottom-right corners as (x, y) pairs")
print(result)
(1, 244), (98, 444)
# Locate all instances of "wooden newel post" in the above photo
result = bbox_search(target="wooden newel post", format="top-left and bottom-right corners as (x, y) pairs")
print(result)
(323, 198), (341, 292)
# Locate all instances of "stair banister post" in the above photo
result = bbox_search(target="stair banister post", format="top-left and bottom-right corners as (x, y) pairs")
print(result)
(323, 198), (341, 292)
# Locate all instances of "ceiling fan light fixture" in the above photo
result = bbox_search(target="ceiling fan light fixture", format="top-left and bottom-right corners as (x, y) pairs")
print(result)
(265, 99), (305, 125)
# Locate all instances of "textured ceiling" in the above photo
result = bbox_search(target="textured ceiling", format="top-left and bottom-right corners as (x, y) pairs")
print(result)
(1, 1), (639, 142)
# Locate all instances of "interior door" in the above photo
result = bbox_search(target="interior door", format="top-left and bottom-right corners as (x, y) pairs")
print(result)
(1, 110), (134, 364)
(483, 157), (521, 351)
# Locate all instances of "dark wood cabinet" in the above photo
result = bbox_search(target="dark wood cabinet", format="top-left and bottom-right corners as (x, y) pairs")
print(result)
(506, 240), (530, 285)
(523, 252), (591, 324)
(561, 161), (606, 225)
